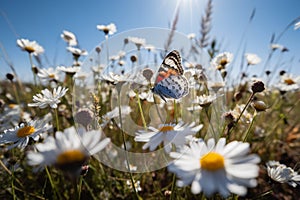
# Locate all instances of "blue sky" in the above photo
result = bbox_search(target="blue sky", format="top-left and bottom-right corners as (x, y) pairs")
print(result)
(1, 0), (300, 81)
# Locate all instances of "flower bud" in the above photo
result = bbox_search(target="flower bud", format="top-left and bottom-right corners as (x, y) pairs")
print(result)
(251, 100), (267, 112)
(251, 81), (265, 94)
(6, 73), (14, 81)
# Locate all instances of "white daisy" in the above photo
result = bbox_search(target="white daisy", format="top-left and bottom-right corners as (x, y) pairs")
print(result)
(135, 121), (203, 153)
(168, 138), (260, 197)
(96, 23), (117, 35)
(16, 38), (44, 56)
(128, 89), (154, 103)
(99, 72), (135, 84)
(60, 30), (77, 46)
(28, 86), (68, 109)
(144, 44), (155, 52)
(100, 106), (132, 128)
(245, 53), (261, 65)
(211, 52), (233, 71)
(127, 36), (146, 49)
(0, 119), (51, 150)
(294, 21), (300, 30)
(266, 161), (300, 187)
(0, 104), (30, 132)
(27, 126), (110, 175)
(230, 104), (253, 124)
(126, 180), (142, 192)
(275, 73), (300, 92)
(270, 43), (288, 52)
(193, 94), (219, 108)
(37, 67), (61, 83)
(92, 65), (105, 74)
(66, 46), (88, 57)
(57, 65), (81, 75)
(187, 33), (196, 40)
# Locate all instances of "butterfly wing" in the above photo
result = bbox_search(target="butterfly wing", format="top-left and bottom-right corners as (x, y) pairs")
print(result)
(152, 50), (189, 101)
(155, 50), (184, 83)
(153, 75), (189, 101)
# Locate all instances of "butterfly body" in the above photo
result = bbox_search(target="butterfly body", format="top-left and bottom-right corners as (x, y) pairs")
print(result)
(152, 50), (189, 102)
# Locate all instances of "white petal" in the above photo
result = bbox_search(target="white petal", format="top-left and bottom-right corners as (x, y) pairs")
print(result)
(215, 138), (226, 152)
(227, 183), (248, 196)
(226, 163), (259, 178)
(89, 138), (110, 155)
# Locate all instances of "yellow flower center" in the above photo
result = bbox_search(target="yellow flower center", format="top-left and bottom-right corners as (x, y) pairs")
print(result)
(49, 74), (55, 79)
(159, 126), (174, 133)
(17, 126), (35, 138)
(56, 150), (86, 165)
(8, 104), (17, 109)
(24, 46), (35, 53)
(220, 59), (228, 66)
(284, 78), (295, 85)
(200, 152), (225, 171)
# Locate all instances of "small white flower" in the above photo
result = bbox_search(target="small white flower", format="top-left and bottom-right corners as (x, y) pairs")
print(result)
(168, 138), (260, 197)
(0, 104), (31, 131)
(17, 38), (44, 56)
(61, 30), (77, 46)
(139, 91), (154, 102)
(0, 120), (51, 150)
(101, 106), (132, 128)
(294, 21), (300, 30)
(187, 33), (196, 39)
(275, 73), (300, 92)
(127, 37), (146, 49)
(28, 86), (68, 109)
(267, 161), (300, 187)
(245, 53), (261, 65)
(270, 43), (288, 52)
(97, 23), (117, 35)
(135, 121), (203, 153)
(144, 45), (155, 52)
(99, 72), (134, 84)
(37, 67), (61, 83)
(211, 52), (233, 71)
(66, 47), (88, 57)
(126, 180), (142, 192)
(230, 104), (253, 124)
(74, 71), (89, 80)
(57, 65), (81, 74)
(92, 65), (105, 74)
(27, 126), (110, 175)
(193, 94), (219, 108)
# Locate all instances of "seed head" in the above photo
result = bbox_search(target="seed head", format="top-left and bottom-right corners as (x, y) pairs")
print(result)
(251, 81), (265, 94)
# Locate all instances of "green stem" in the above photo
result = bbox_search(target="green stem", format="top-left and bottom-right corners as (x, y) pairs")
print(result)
(12, 82), (21, 106)
(83, 179), (98, 200)
(170, 174), (177, 200)
(136, 92), (147, 130)
(55, 108), (60, 131)
(228, 92), (254, 137)
(173, 100), (178, 123)
(204, 107), (217, 139)
(243, 112), (257, 142)
(77, 177), (83, 200)
(45, 166), (61, 199)
(117, 90), (139, 199)
(153, 95), (164, 124)
(11, 168), (16, 200)
(236, 92), (254, 124)
(28, 53), (37, 86)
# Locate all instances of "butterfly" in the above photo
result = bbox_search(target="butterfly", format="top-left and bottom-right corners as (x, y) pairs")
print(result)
(152, 50), (189, 102)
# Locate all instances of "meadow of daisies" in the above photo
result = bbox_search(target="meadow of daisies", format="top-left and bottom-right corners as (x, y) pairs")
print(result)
(1, 2), (300, 200)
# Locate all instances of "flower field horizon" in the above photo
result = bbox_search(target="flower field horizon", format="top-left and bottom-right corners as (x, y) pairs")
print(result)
(1, 1), (300, 199)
